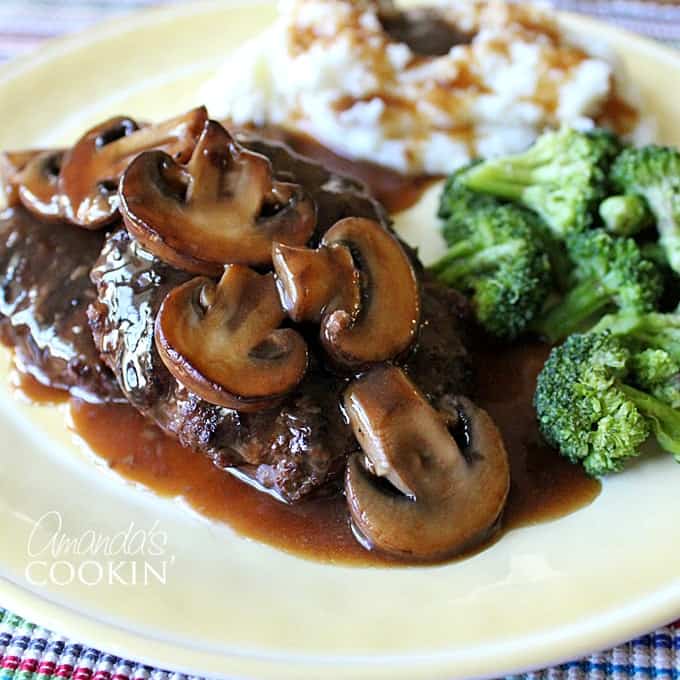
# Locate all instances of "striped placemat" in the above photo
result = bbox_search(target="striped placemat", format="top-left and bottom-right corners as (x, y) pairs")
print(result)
(0, 607), (678, 680)
(0, 1), (679, 679)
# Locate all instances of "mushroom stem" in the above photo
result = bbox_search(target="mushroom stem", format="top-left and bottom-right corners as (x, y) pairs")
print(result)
(272, 218), (420, 370)
(272, 242), (360, 323)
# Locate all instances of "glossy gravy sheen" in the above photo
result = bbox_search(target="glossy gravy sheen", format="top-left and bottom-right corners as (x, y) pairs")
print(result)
(245, 126), (438, 215)
(288, 132), (438, 215)
(56, 342), (600, 566)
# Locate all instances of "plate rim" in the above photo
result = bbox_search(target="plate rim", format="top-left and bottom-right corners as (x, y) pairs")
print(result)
(1, 3), (680, 679)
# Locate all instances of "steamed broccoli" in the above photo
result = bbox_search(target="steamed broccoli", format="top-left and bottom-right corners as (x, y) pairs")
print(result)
(460, 127), (621, 238)
(631, 350), (680, 409)
(534, 229), (662, 343)
(431, 179), (551, 340)
(593, 311), (680, 408)
(638, 241), (680, 310)
(438, 163), (498, 231)
(599, 194), (653, 236)
(534, 332), (680, 476)
(611, 145), (680, 274)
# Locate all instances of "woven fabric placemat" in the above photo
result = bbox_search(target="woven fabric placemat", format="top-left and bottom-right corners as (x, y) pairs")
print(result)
(0, 1), (679, 678)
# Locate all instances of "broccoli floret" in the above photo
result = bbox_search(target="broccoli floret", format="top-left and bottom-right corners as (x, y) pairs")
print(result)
(611, 145), (680, 274)
(440, 162), (572, 290)
(534, 229), (662, 343)
(460, 127), (621, 237)
(438, 163), (498, 227)
(631, 350), (680, 409)
(639, 242), (680, 310)
(599, 194), (653, 236)
(593, 310), (680, 408)
(592, 310), (680, 358)
(534, 332), (680, 476)
(430, 191), (551, 340)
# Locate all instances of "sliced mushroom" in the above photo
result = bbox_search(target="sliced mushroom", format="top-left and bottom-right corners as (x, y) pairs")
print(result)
(273, 217), (420, 369)
(59, 106), (207, 229)
(344, 366), (510, 561)
(0, 150), (42, 211)
(272, 241), (360, 323)
(120, 120), (316, 275)
(155, 265), (308, 412)
(16, 149), (65, 221)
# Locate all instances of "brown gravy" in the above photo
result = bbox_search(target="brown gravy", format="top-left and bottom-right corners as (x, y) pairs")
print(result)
(244, 125), (438, 215)
(474, 342), (600, 527)
(9, 368), (69, 405)
(287, 132), (438, 215)
(34, 341), (599, 567)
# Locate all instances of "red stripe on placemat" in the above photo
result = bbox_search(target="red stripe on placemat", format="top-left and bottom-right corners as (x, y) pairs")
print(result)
(38, 660), (57, 676)
(19, 657), (40, 673)
(2, 655), (20, 671)
(74, 666), (93, 680)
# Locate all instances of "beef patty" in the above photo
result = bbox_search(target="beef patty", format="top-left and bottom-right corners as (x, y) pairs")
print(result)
(0, 207), (122, 402)
(89, 134), (473, 502)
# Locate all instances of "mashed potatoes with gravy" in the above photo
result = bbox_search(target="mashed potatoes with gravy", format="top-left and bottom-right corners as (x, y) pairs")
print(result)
(203, 0), (652, 176)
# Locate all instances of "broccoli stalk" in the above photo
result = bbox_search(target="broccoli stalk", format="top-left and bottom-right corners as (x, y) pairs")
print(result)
(619, 385), (680, 458)
(460, 127), (621, 237)
(534, 229), (662, 343)
(432, 238), (525, 282)
(611, 145), (680, 274)
(431, 173), (551, 340)
(534, 332), (680, 476)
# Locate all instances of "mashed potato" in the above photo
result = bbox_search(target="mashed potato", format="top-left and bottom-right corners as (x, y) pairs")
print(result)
(203, 0), (652, 176)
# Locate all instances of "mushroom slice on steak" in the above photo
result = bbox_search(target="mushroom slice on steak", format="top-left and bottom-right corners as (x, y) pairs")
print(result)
(155, 265), (308, 412)
(16, 150), (65, 221)
(344, 365), (510, 561)
(59, 106), (207, 229)
(273, 217), (420, 369)
(1, 150), (42, 210)
(120, 120), (316, 275)
(272, 239), (360, 323)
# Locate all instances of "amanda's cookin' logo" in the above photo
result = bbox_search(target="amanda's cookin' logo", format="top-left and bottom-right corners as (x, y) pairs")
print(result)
(25, 511), (175, 587)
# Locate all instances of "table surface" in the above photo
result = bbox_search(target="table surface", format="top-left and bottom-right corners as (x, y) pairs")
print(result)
(0, 1), (679, 679)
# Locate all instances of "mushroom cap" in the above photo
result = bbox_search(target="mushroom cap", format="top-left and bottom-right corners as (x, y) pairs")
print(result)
(16, 150), (65, 221)
(155, 265), (308, 412)
(59, 106), (207, 229)
(120, 120), (316, 275)
(344, 366), (510, 561)
(322, 218), (420, 369)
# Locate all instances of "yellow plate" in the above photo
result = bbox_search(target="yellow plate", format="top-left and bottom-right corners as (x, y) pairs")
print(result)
(1, 2), (680, 679)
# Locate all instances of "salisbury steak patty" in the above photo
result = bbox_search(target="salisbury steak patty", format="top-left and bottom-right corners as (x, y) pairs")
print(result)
(90, 230), (472, 501)
(0, 207), (122, 402)
(89, 136), (473, 501)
